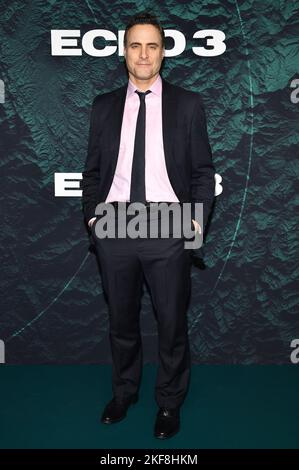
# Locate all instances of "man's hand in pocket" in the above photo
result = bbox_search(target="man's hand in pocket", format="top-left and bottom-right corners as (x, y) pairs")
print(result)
(88, 217), (97, 228)
(192, 219), (202, 234)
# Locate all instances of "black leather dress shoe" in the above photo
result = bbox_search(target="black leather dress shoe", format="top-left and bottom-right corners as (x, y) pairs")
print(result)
(154, 407), (180, 439)
(101, 394), (138, 424)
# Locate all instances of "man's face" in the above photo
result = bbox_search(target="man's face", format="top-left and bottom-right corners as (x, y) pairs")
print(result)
(124, 24), (165, 82)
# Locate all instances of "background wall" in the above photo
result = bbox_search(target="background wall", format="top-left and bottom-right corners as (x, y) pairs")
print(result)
(0, 0), (298, 364)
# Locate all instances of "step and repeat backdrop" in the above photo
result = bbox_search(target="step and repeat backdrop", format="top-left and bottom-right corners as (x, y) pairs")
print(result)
(0, 0), (298, 364)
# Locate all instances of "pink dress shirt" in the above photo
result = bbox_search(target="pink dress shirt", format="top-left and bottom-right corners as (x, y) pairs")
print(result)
(105, 74), (179, 203)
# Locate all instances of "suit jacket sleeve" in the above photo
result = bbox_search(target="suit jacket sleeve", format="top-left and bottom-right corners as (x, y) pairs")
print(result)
(189, 94), (215, 233)
(82, 97), (101, 225)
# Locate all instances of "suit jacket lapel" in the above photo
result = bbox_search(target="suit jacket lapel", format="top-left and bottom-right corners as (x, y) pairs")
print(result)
(161, 77), (177, 188)
(105, 85), (127, 176)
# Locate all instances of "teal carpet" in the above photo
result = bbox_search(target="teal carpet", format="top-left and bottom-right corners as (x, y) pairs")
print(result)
(0, 365), (298, 449)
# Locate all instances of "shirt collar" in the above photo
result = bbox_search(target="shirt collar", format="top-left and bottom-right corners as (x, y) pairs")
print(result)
(127, 74), (162, 98)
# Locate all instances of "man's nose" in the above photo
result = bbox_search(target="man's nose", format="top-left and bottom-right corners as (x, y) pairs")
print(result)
(139, 47), (149, 59)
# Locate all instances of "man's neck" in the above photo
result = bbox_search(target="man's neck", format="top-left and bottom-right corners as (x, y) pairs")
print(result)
(128, 73), (160, 91)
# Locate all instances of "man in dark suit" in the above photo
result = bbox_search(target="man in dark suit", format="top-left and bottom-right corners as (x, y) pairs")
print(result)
(82, 12), (215, 439)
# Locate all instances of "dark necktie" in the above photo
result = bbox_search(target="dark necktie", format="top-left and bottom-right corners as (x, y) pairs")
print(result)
(130, 89), (152, 203)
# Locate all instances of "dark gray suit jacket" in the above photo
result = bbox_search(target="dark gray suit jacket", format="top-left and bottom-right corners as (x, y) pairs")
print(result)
(82, 77), (215, 235)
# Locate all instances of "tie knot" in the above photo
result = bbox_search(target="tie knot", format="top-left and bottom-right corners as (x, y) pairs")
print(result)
(135, 90), (151, 101)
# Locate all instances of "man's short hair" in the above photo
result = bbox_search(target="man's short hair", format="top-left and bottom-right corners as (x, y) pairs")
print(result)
(124, 11), (165, 48)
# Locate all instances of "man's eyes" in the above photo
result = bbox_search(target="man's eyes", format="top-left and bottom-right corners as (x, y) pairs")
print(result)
(131, 45), (157, 49)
